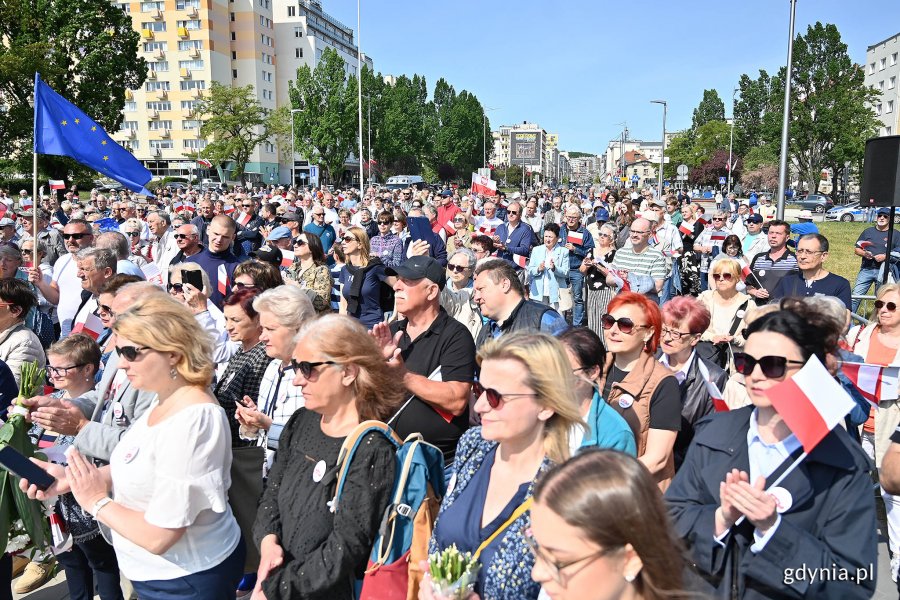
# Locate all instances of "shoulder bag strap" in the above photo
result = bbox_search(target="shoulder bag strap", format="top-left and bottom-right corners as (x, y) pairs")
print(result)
(472, 496), (533, 561)
(728, 300), (750, 337)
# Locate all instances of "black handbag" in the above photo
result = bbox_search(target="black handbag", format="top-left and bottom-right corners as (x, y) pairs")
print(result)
(696, 299), (750, 369)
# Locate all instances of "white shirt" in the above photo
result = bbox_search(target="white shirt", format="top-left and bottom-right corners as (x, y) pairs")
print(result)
(109, 402), (241, 581)
(52, 253), (82, 338)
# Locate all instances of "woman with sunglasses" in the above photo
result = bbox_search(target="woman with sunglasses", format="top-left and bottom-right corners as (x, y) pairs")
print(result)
(446, 213), (473, 255)
(530, 450), (689, 600)
(233, 259), (283, 293)
(369, 211), (404, 268)
(708, 234), (746, 292)
(580, 222), (618, 336)
(425, 332), (584, 600)
(697, 258), (753, 371)
(558, 327), (635, 455)
(338, 226), (392, 329)
(26, 334), (125, 600)
(285, 233), (333, 313)
(666, 302), (877, 599)
(235, 286), (315, 475)
(22, 294), (245, 599)
(596, 292), (680, 490)
(252, 315), (402, 600)
(658, 296), (729, 470)
(527, 223), (570, 310)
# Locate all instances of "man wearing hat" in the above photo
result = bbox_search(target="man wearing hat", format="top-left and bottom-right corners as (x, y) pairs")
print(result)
(790, 209), (819, 244)
(741, 214), (769, 260)
(372, 256), (476, 466)
(281, 210), (303, 239)
(265, 226), (293, 251)
(18, 208), (65, 266)
(0, 218), (18, 245)
(434, 189), (461, 237)
(852, 207), (900, 312)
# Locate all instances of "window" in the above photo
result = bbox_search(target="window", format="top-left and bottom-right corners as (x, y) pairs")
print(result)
(881, 57), (887, 70)
(141, 21), (166, 32)
(177, 20), (201, 30)
(232, 69), (238, 79)
(231, 51), (237, 60)
(148, 120), (172, 130)
(870, 62), (876, 74)
(124, 101), (137, 112)
(178, 40), (202, 50)
(264, 141), (275, 153)
(140, 1), (164, 11)
(180, 80), (207, 91)
(128, 141), (140, 150)
(179, 60), (204, 70)
(176, 0), (200, 8)
(182, 119), (201, 129)
(231, 32), (236, 41)
(888, 100), (895, 114)
(143, 42), (167, 52)
(230, 12), (235, 21)
(879, 80), (885, 92)
(149, 61), (169, 72)
(877, 103), (883, 116)
(888, 126), (894, 136)
(118, 3), (131, 13)
(893, 53), (899, 66)
(146, 101), (172, 111)
(183, 139), (207, 150)
(891, 76), (897, 90)
(119, 121), (138, 131)
(149, 140), (174, 149)
(288, 6), (296, 16)
(145, 81), (171, 91)
(294, 26), (303, 38)
(181, 100), (199, 110)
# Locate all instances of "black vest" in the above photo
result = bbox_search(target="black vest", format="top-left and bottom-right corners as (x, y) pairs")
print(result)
(475, 299), (555, 348)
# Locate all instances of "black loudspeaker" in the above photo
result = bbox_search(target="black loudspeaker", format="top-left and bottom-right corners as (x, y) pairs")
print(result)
(861, 135), (900, 207)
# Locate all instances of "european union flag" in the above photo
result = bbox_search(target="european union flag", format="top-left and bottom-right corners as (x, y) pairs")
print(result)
(33, 73), (154, 196)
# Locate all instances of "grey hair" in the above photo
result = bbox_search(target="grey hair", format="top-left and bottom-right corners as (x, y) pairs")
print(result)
(95, 231), (130, 260)
(713, 209), (727, 219)
(148, 211), (171, 226)
(176, 223), (200, 236)
(449, 247), (477, 269)
(599, 223), (617, 238)
(0, 244), (21, 261)
(253, 285), (314, 333)
(422, 204), (437, 219)
(76, 247), (117, 271)
(799, 296), (850, 333)
(19, 238), (48, 256)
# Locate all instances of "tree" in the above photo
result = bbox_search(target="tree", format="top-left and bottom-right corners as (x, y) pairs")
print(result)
(0, 0), (147, 176)
(289, 47), (359, 184)
(742, 164), (779, 191)
(663, 130), (695, 179)
(691, 89), (726, 129)
(692, 120), (733, 165)
(690, 149), (741, 186)
(742, 145), (778, 171)
(197, 83), (284, 184)
(374, 74), (431, 176)
(733, 70), (774, 157)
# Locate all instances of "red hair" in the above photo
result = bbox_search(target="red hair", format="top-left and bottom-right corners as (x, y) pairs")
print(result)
(660, 296), (710, 335)
(606, 291), (662, 354)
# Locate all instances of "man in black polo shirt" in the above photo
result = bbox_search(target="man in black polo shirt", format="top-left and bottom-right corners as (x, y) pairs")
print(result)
(371, 256), (475, 465)
(745, 219), (798, 306)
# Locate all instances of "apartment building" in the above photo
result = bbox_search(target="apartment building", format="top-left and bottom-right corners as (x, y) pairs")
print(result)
(865, 32), (900, 137)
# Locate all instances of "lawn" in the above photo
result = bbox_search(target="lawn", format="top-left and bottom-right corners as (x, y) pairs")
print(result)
(818, 221), (869, 285)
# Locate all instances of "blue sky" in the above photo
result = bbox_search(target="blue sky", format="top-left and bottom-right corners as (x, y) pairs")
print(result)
(326, 0), (900, 155)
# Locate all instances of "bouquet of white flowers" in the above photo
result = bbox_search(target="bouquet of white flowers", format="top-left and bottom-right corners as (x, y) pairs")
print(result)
(427, 544), (480, 600)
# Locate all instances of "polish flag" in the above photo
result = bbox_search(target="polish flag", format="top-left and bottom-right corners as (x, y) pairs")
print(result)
(856, 241), (873, 250)
(223, 204), (236, 215)
(840, 362), (900, 407)
(678, 223), (693, 236)
(566, 230), (584, 245)
(280, 249), (295, 269)
(197, 158), (213, 169)
(217, 264), (228, 296)
(48, 179), (65, 190)
(20, 197), (33, 210)
(471, 173), (497, 197)
(172, 200), (184, 213)
(512, 254), (527, 268)
(697, 217), (708, 226)
(764, 354), (857, 452)
(599, 260), (629, 292)
(71, 313), (105, 341)
(236, 211), (252, 227)
(710, 232), (727, 242)
(478, 224), (495, 236)
(0, 202), (7, 220)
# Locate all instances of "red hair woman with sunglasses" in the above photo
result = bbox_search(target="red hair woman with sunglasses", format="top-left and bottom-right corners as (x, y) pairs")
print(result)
(596, 291), (681, 491)
(667, 302), (876, 599)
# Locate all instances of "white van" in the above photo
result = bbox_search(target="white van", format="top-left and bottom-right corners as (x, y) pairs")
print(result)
(385, 175), (425, 190)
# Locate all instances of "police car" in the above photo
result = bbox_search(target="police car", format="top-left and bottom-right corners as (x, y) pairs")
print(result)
(824, 202), (866, 222)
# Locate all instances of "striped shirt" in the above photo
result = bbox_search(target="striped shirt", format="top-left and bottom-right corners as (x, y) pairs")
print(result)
(611, 246), (667, 280)
(748, 250), (798, 303)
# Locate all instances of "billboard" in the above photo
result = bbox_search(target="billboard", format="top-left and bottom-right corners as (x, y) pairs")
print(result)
(510, 132), (540, 161)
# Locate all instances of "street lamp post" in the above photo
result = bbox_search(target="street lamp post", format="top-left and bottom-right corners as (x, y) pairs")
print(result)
(650, 100), (667, 199)
(726, 88), (738, 195)
(366, 95), (371, 184)
(356, 0), (364, 198)
(290, 108), (302, 188)
(776, 0), (798, 220)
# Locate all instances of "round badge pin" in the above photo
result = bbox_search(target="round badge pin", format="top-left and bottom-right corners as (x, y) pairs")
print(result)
(758, 269), (766, 277)
(312, 459), (327, 483)
(618, 394), (634, 409)
(113, 402), (124, 420)
(768, 486), (793, 513)
(123, 446), (140, 464)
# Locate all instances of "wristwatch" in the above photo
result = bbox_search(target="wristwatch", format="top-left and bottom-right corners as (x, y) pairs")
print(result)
(90, 496), (113, 518)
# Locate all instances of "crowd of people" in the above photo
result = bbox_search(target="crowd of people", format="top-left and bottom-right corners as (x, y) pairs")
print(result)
(0, 179), (889, 599)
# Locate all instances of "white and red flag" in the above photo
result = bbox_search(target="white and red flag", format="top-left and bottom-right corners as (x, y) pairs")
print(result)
(856, 240), (873, 250)
(236, 211), (252, 227)
(710, 231), (727, 242)
(71, 313), (105, 341)
(840, 362), (900, 407)
(697, 361), (728, 412)
(512, 254), (527, 268)
(217, 264), (229, 296)
(471, 173), (497, 197)
(223, 204), (236, 215)
(48, 179), (65, 190)
(566, 230), (584, 245)
(678, 223), (693, 236)
(280, 249), (295, 269)
(20, 197), (33, 210)
(765, 354), (856, 452)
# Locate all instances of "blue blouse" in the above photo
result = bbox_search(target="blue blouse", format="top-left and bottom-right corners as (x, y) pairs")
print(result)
(431, 446), (529, 597)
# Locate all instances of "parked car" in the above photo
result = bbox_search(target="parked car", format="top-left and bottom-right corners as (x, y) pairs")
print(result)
(793, 193), (834, 213)
(825, 202), (866, 222)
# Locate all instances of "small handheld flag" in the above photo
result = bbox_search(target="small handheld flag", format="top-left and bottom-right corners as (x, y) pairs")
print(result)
(512, 254), (527, 268)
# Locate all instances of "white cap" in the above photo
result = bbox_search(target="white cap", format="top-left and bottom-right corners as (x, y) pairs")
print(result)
(641, 210), (659, 222)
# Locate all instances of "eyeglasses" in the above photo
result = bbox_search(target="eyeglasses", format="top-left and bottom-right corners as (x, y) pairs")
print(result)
(712, 217), (725, 221)
(48, 364), (86, 377)
(877, 214), (889, 218)
(241, 204), (254, 209)
(117, 208), (129, 212)
(732, 352), (805, 378)
(447, 264), (469, 273)
(115, 345), (151, 361)
(126, 231), (140, 237)
(507, 211), (519, 215)
(173, 234), (190, 240)
(661, 326), (695, 340)
(167, 283), (184, 293)
(62, 232), (90, 240)
(293, 238), (307, 247)
(472, 380), (538, 409)
(875, 300), (898, 311)
(795, 249), (824, 256)
(522, 526), (617, 586)
(712, 273), (733, 281)
(233, 282), (257, 290)
(313, 212), (325, 217)
(341, 236), (356, 243)
(378, 220), (392, 225)
(600, 314), (648, 335)
(96, 304), (115, 317)
(289, 359), (337, 380)
(629, 229), (649, 235)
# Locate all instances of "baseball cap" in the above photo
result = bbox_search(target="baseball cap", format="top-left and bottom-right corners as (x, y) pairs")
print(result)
(746, 214), (763, 224)
(385, 256), (445, 290)
(594, 208), (610, 222)
(650, 197), (666, 208)
(282, 211), (301, 222)
(439, 189), (453, 197)
(0, 218), (15, 227)
(249, 245), (281, 267)
(877, 207), (892, 216)
(641, 210), (659, 222)
(797, 210), (813, 220)
(267, 226), (292, 241)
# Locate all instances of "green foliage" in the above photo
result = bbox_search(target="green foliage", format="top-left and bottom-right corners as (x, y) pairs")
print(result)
(691, 89), (725, 129)
(0, 0), (147, 177)
(742, 145), (778, 171)
(196, 83), (282, 184)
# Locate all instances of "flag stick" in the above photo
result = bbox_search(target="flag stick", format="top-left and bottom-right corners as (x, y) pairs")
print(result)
(724, 451), (808, 533)
(31, 151), (38, 267)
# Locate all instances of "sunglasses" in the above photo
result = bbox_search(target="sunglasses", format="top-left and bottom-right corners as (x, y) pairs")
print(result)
(115, 345), (150, 361)
(507, 211), (519, 215)
(712, 217), (725, 221)
(289, 359), (336, 380)
(712, 273), (733, 281)
(62, 233), (90, 240)
(447, 264), (469, 273)
(875, 300), (898, 311)
(126, 231), (140, 237)
(600, 314), (648, 335)
(732, 352), (805, 378)
(472, 380), (538, 410)
(378, 220), (392, 225)
(173, 234), (189, 240)
(233, 282), (257, 290)
(342, 236), (356, 243)
(167, 283), (184, 293)
(97, 304), (115, 317)
(241, 204), (254, 209)
(293, 238), (307, 247)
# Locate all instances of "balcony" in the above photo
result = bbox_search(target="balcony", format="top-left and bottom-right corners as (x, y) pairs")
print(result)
(125, 129), (136, 139)
(187, 7), (198, 17)
(191, 88), (204, 99)
(124, 89), (133, 100)
(160, 129), (171, 139)
(178, 27), (189, 38)
(183, 108), (194, 118)
(151, 9), (162, 19)
(149, 110), (159, 119)
(141, 29), (154, 39)
(157, 89), (168, 99)
(153, 148), (162, 157)
(179, 68), (191, 78)
(146, 71), (156, 80)
(189, 48), (200, 58)
(154, 49), (165, 60)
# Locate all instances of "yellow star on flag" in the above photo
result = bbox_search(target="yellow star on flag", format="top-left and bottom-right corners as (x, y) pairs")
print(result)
(91, 126), (97, 132)
(101, 140), (107, 145)
(103, 156), (109, 161)
(61, 120), (67, 126)
(74, 118), (80, 124)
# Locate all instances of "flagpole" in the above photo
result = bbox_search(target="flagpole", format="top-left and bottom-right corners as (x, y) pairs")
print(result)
(725, 451), (808, 533)
(31, 155), (38, 269)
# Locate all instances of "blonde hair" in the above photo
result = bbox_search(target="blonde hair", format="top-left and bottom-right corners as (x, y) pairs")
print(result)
(345, 225), (371, 266)
(711, 257), (741, 280)
(477, 332), (585, 464)
(293, 315), (404, 421)
(253, 285), (314, 332)
(877, 283), (900, 301)
(113, 294), (214, 387)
